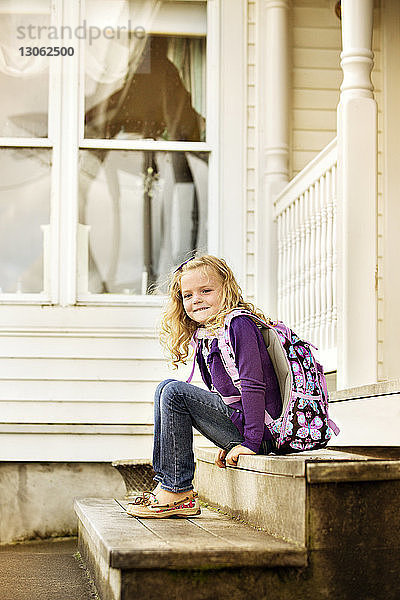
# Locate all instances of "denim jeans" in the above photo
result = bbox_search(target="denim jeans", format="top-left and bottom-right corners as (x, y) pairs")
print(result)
(152, 379), (245, 493)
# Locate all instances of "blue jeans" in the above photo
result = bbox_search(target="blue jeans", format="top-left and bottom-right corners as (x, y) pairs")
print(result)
(152, 379), (245, 493)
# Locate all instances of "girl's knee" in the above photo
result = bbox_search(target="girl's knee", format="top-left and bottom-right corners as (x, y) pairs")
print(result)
(155, 378), (177, 399)
(159, 380), (186, 406)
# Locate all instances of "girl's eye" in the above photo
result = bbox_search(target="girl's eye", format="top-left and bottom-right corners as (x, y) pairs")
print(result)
(202, 289), (212, 293)
(183, 294), (192, 299)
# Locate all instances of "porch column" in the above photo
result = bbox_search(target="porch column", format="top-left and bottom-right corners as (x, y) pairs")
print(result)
(257, 0), (289, 317)
(337, 0), (377, 389)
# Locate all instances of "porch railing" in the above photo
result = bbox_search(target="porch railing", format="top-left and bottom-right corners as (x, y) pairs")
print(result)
(274, 138), (337, 370)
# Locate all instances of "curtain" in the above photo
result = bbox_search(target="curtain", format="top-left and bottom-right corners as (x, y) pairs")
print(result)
(167, 37), (206, 119)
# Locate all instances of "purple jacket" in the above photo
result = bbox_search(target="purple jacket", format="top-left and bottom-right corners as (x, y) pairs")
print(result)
(196, 315), (282, 452)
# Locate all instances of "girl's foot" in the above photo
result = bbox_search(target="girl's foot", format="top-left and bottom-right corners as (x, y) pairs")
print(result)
(155, 488), (195, 506)
(153, 482), (162, 495)
(126, 491), (200, 518)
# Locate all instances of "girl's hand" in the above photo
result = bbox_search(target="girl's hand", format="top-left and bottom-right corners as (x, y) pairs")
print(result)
(225, 445), (256, 466)
(215, 448), (227, 468)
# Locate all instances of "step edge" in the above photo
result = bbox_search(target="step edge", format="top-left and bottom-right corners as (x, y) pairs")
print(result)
(75, 499), (112, 567)
(109, 545), (308, 570)
(306, 460), (400, 483)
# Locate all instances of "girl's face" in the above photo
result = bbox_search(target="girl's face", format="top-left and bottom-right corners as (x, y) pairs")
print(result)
(180, 268), (223, 324)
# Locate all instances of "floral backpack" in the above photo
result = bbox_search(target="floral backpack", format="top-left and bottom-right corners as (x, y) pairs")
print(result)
(189, 309), (339, 454)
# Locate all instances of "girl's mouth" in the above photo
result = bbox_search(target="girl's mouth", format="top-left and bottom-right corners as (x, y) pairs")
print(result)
(194, 307), (209, 313)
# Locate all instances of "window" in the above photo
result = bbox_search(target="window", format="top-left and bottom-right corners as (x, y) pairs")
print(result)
(0, 0), (52, 298)
(0, 0), (212, 303)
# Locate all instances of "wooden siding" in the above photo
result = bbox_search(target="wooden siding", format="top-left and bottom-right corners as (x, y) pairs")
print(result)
(0, 303), (210, 460)
(291, 2), (342, 177)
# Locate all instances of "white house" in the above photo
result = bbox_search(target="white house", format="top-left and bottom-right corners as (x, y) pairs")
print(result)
(0, 0), (398, 473)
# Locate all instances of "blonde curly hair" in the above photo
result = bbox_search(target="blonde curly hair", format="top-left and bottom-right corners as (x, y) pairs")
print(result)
(160, 254), (270, 368)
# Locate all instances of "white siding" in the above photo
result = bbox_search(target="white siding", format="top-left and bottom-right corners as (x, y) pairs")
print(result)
(0, 304), (165, 460)
(0, 302), (209, 460)
(291, 1), (342, 177)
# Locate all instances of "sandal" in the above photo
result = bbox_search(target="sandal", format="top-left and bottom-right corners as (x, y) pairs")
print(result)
(126, 491), (201, 519)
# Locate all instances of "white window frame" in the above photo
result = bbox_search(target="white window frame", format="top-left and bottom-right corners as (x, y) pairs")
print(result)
(0, 0), (219, 307)
(0, 0), (63, 305)
(68, 0), (218, 306)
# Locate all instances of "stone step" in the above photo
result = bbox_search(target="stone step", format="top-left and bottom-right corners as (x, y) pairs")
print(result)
(194, 446), (400, 545)
(75, 446), (400, 599)
(193, 446), (400, 599)
(75, 498), (306, 600)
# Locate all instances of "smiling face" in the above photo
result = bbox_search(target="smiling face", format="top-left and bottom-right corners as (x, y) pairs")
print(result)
(180, 267), (223, 324)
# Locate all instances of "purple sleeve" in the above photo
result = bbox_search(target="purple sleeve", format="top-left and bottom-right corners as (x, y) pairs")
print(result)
(230, 317), (267, 453)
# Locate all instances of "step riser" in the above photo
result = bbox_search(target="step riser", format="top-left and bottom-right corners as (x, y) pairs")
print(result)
(195, 448), (400, 549)
(79, 523), (399, 600)
(194, 460), (306, 545)
(79, 521), (121, 600)
(307, 478), (400, 550)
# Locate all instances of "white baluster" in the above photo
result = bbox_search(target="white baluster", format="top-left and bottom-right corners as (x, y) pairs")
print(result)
(298, 193), (306, 338)
(309, 185), (317, 343)
(319, 174), (328, 350)
(314, 180), (322, 348)
(277, 213), (284, 318)
(294, 197), (301, 332)
(304, 189), (312, 341)
(281, 208), (289, 322)
(326, 167), (334, 349)
(288, 205), (295, 327)
(332, 164), (338, 349)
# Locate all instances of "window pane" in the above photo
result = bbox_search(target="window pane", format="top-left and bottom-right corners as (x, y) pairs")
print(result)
(84, 0), (206, 141)
(79, 149), (208, 294)
(0, 1), (51, 138)
(0, 148), (51, 292)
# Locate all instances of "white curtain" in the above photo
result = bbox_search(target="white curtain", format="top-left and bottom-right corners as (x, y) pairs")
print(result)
(167, 37), (206, 119)
(0, 12), (50, 77)
(0, 0), (162, 82)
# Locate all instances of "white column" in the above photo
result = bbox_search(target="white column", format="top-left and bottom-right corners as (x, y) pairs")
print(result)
(336, 0), (377, 389)
(257, 0), (289, 318)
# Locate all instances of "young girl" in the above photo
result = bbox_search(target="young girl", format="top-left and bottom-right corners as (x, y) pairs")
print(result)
(127, 255), (282, 518)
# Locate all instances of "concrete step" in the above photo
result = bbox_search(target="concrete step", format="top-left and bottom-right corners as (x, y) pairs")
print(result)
(75, 447), (400, 599)
(75, 498), (306, 600)
(329, 379), (400, 445)
(195, 446), (400, 543)
(194, 446), (400, 599)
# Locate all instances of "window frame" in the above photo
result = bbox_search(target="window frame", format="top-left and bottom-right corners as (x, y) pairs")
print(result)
(74, 0), (218, 305)
(0, 0), (62, 305)
(0, 0), (219, 306)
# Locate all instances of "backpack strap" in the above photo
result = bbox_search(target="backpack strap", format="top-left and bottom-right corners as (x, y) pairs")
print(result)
(186, 331), (199, 384)
(219, 309), (276, 424)
(217, 309), (263, 392)
(217, 328), (242, 393)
